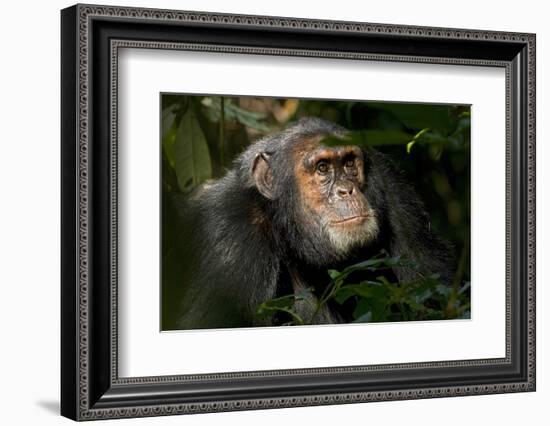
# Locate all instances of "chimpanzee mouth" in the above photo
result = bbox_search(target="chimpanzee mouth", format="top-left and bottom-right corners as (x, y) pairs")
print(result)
(331, 215), (369, 225)
(324, 212), (379, 255)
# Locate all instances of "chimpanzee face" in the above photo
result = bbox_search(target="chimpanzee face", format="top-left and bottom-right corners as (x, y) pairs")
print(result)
(251, 135), (379, 259)
(292, 138), (379, 255)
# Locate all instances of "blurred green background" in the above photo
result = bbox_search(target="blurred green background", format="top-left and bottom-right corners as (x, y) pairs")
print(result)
(161, 95), (471, 325)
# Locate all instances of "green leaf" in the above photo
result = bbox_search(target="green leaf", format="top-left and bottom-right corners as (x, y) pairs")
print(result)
(368, 102), (456, 135)
(333, 286), (359, 304)
(322, 130), (413, 148)
(162, 104), (178, 137)
(256, 288), (313, 314)
(357, 281), (388, 297)
(340, 253), (402, 273)
(161, 104), (180, 169)
(327, 269), (342, 280)
(353, 297), (388, 322)
(173, 107), (212, 192)
(353, 130), (413, 146)
(162, 126), (177, 169)
(406, 127), (431, 153)
(334, 281), (389, 305)
(260, 294), (296, 310)
(255, 290), (312, 325)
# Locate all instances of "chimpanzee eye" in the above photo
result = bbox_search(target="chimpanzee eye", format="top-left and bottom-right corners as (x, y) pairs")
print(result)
(316, 161), (329, 174)
(345, 159), (355, 168)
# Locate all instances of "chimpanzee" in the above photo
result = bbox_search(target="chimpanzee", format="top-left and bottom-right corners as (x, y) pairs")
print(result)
(162, 117), (454, 330)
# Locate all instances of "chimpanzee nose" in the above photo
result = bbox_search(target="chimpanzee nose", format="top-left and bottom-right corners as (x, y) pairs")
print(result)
(336, 182), (355, 198)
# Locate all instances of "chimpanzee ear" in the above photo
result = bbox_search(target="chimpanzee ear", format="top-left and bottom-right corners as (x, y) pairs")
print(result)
(252, 152), (274, 199)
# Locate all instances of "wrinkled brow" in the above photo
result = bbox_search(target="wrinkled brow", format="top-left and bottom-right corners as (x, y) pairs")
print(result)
(303, 146), (362, 170)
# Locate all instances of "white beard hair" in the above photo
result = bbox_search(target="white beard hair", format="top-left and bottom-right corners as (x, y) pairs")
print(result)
(323, 212), (379, 256)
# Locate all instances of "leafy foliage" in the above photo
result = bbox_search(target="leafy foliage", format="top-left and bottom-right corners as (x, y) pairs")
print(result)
(254, 252), (471, 326)
(256, 288), (314, 326)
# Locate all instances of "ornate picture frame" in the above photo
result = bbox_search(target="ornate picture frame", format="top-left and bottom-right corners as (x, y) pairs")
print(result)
(61, 3), (535, 420)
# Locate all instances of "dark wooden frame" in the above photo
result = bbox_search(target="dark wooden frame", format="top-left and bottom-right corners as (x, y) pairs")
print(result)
(61, 3), (536, 421)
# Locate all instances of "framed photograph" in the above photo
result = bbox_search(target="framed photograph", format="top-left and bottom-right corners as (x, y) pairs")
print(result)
(61, 3), (536, 421)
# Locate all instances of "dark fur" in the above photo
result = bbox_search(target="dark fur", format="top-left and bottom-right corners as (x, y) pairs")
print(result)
(163, 117), (454, 330)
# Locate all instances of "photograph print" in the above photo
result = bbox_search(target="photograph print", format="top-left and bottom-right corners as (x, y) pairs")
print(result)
(161, 95), (471, 331)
